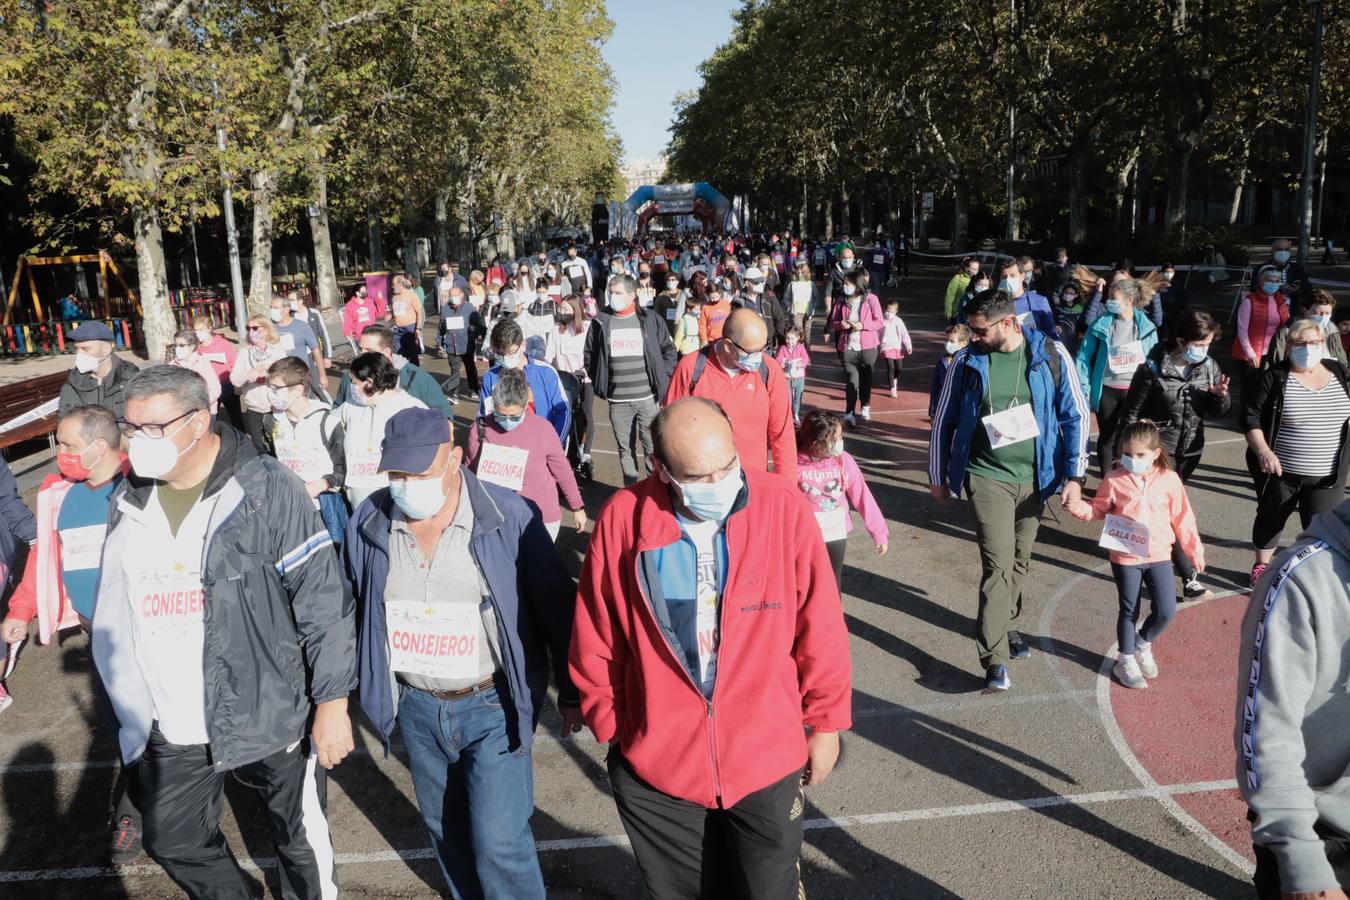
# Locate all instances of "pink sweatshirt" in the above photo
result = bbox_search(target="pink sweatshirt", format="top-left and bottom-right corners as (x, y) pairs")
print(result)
(827, 292), (885, 352)
(879, 314), (913, 360)
(197, 335), (237, 382)
(775, 343), (810, 380)
(795, 451), (887, 545)
(343, 297), (383, 339)
(1086, 466), (1205, 568)
(465, 412), (583, 525)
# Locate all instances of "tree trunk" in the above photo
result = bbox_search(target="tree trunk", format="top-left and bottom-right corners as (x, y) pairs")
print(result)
(248, 170), (276, 313)
(434, 191), (450, 263)
(1164, 145), (1192, 234)
(953, 181), (968, 252)
(798, 179), (807, 235)
(1226, 135), (1253, 226)
(823, 197), (834, 240)
(367, 206), (384, 270)
(134, 204), (175, 361)
(1068, 152), (1088, 247)
(307, 165), (339, 311)
(839, 185), (851, 237)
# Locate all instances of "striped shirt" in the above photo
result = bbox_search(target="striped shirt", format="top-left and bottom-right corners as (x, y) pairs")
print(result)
(606, 314), (653, 402)
(1272, 374), (1350, 477)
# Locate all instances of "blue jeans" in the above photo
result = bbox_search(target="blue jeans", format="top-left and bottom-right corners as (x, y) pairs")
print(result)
(396, 684), (545, 900)
(1111, 561), (1176, 655)
(787, 376), (804, 421)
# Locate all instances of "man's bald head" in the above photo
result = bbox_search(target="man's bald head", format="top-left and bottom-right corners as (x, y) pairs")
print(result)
(723, 308), (768, 351)
(650, 398), (737, 481)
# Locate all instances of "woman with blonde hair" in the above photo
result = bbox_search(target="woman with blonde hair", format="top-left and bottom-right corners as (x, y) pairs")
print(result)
(229, 313), (287, 450)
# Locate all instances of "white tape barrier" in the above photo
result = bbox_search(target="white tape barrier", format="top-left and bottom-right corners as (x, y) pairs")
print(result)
(0, 397), (58, 434)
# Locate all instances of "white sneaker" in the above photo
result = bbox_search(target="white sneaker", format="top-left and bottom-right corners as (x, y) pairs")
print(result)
(1134, 641), (1158, 678)
(890, 386), (898, 398)
(843, 413), (857, 427)
(1113, 654), (1148, 689)
(859, 405), (871, 421)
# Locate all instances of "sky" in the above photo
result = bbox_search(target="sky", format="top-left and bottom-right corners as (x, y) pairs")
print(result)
(601, 0), (738, 164)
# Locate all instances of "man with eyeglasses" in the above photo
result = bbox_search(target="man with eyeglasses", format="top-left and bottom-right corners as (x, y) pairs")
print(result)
(585, 273), (676, 485)
(928, 290), (1089, 692)
(571, 397), (850, 898)
(92, 365), (355, 898)
(343, 407), (581, 899)
(666, 308), (797, 484)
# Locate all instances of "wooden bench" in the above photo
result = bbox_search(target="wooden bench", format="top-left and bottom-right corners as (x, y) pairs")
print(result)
(0, 371), (69, 454)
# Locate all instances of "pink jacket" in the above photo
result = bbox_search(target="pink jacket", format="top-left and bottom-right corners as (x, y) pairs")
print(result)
(465, 413), (583, 524)
(198, 336), (237, 382)
(795, 451), (888, 545)
(879, 314), (913, 359)
(175, 354), (221, 413)
(343, 298), (383, 339)
(1086, 466), (1204, 567)
(827, 292), (885, 352)
(7, 475), (80, 641)
(775, 343), (810, 380)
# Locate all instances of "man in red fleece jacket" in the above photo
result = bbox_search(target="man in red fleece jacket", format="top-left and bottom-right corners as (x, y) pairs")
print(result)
(664, 308), (798, 484)
(570, 397), (850, 899)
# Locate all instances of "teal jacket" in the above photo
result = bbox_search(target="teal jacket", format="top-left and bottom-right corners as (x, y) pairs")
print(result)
(1075, 308), (1158, 410)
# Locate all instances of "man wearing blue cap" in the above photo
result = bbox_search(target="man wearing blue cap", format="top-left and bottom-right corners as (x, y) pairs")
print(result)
(59, 320), (140, 418)
(343, 407), (583, 899)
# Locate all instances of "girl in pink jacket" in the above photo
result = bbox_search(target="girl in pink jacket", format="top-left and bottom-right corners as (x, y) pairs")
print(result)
(795, 410), (888, 590)
(879, 298), (913, 397)
(1067, 419), (1204, 690)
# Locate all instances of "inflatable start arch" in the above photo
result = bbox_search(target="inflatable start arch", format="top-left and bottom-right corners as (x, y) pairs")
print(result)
(619, 183), (732, 236)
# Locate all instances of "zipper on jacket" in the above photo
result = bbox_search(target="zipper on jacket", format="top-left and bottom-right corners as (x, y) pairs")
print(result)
(632, 553), (725, 801)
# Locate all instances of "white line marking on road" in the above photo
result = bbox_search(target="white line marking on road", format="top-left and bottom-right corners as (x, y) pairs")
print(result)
(0, 779), (1241, 882)
(1092, 595), (1255, 877)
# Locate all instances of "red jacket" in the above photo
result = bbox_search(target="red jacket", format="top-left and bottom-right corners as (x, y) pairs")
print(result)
(664, 350), (798, 484)
(570, 469), (851, 808)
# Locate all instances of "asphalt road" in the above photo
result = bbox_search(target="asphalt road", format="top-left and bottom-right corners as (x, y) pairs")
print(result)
(1, 259), (1334, 898)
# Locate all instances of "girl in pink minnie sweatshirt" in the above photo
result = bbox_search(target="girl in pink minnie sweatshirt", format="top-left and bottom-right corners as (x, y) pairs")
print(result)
(795, 410), (888, 590)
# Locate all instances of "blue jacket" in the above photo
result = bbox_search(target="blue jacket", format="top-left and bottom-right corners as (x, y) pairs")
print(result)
(1075, 308), (1159, 410)
(928, 327), (1089, 502)
(0, 457), (35, 580)
(479, 358), (571, 444)
(928, 356), (952, 419)
(342, 467), (579, 753)
(1014, 290), (1058, 337)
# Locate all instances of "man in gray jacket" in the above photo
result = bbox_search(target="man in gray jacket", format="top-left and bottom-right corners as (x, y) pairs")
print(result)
(1236, 499), (1350, 899)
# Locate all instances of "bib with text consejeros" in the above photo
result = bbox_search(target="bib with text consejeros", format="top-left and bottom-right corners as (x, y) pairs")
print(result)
(385, 601), (479, 681)
(1098, 513), (1150, 554)
(477, 443), (528, 492)
(131, 556), (206, 646)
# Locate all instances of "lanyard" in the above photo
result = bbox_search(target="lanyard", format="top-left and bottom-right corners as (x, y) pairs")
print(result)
(984, 342), (1027, 413)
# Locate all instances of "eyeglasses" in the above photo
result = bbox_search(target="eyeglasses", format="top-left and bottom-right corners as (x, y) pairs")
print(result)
(726, 335), (767, 355)
(247, 325), (263, 332)
(968, 317), (1011, 338)
(1289, 339), (1323, 348)
(119, 408), (201, 439)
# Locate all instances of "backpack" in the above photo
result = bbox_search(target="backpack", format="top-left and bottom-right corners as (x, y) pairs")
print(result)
(689, 344), (770, 392)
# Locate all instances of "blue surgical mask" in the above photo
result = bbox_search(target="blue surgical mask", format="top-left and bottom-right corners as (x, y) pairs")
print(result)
(1261, 282), (1280, 295)
(1106, 299), (1124, 315)
(674, 462), (743, 523)
(1273, 250), (1291, 265)
(1182, 344), (1208, 364)
(494, 412), (525, 432)
(999, 277), (1018, 293)
(1290, 344), (1324, 370)
(1121, 454), (1153, 475)
(1313, 314), (1331, 329)
(734, 349), (763, 372)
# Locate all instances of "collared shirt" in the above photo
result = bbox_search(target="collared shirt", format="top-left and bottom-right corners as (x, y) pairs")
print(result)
(385, 478), (503, 692)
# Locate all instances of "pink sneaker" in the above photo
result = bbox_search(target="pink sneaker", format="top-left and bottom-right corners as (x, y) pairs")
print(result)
(1249, 563), (1269, 588)
(0, 683), (11, 715)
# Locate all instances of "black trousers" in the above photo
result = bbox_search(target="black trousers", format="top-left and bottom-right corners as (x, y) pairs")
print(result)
(1094, 385), (1130, 477)
(608, 750), (805, 900)
(839, 347), (878, 414)
(459, 350), (479, 393)
(132, 727), (336, 900)
(1250, 470), (1346, 551)
(242, 409), (269, 453)
(826, 538), (847, 591)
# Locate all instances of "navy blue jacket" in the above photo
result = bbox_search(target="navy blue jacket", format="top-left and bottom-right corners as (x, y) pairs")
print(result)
(342, 467), (578, 752)
(0, 456), (34, 583)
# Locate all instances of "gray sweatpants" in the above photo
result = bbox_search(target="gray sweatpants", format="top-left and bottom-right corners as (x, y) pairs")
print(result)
(609, 396), (660, 485)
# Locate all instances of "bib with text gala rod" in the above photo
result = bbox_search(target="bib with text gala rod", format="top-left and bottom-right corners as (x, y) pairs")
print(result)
(1098, 513), (1150, 555)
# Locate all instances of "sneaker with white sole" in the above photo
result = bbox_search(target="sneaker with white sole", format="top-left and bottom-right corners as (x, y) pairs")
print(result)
(1182, 576), (1211, 601)
(1112, 654), (1148, 689)
(843, 413), (857, 427)
(859, 406), (871, 421)
(890, 384), (898, 397)
(1134, 641), (1158, 678)
(0, 683), (10, 715)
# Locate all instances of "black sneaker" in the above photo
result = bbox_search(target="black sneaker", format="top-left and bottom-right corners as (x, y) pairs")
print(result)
(1008, 631), (1032, 660)
(1182, 576), (1212, 601)
(983, 665), (1011, 692)
(110, 815), (142, 864)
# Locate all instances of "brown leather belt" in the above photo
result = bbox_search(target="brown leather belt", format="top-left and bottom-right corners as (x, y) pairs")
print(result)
(418, 676), (497, 701)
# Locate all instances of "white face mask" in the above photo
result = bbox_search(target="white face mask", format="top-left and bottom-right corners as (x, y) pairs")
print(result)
(289, 301), (302, 312)
(609, 292), (633, 312)
(944, 340), (962, 355)
(174, 345), (192, 361)
(269, 308), (284, 323)
(390, 474), (447, 520)
(843, 285), (856, 297)
(128, 415), (200, 480)
(672, 462), (743, 523)
(195, 329), (212, 344)
(826, 439), (844, 457)
(267, 385), (296, 411)
(74, 351), (104, 374)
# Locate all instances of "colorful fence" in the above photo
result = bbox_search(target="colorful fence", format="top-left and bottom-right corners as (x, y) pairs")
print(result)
(1, 317), (142, 357)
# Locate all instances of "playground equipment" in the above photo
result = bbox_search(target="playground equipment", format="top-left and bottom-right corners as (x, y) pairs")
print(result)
(619, 183), (733, 236)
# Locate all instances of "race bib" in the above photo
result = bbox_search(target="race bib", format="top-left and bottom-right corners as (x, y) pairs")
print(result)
(982, 403), (1040, 448)
(385, 600), (480, 681)
(610, 329), (644, 358)
(665, 308), (678, 321)
(786, 359), (805, 379)
(393, 301), (410, 317)
(1109, 340), (1145, 374)
(815, 507), (849, 542)
(131, 559), (205, 642)
(444, 316), (465, 331)
(548, 285), (563, 299)
(277, 441), (331, 482)
(357, 308), (372, 323)
(59, 523), (107, 571)
(1017, 311), (1033, 327)
(813, 249), (826, 264)
(202, 352), (227, 365)
(477, 443), (528, 491)
(1099, 513), (1150, 555)
(279, 333), (296, 352)
(872, 253), (885, 266)
(346, 442), (383, 486)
